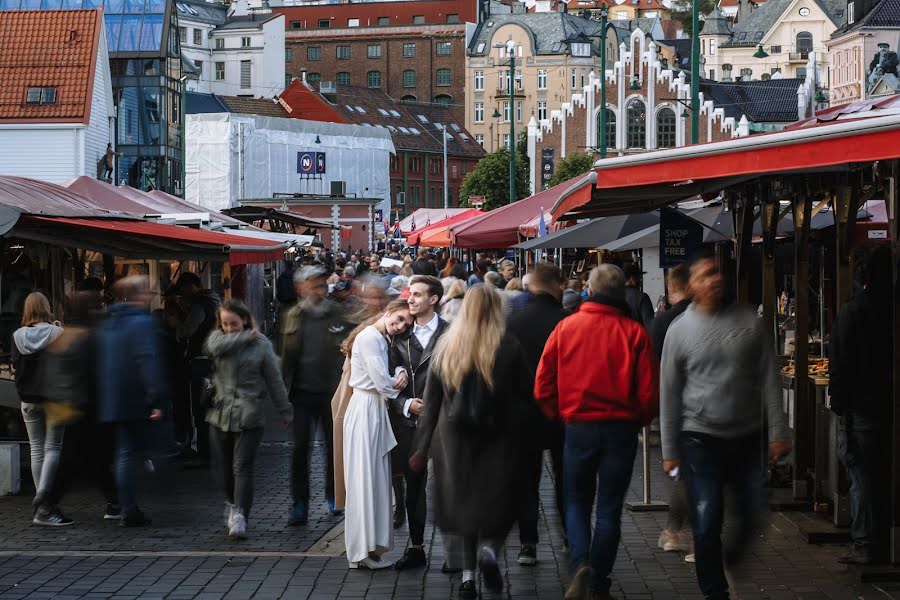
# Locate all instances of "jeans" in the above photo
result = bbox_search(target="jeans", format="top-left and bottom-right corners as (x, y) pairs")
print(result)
(680, 431), (763, 600)
(21, 402), (65, 502)
(564, 421), (639, 593)
(114, 421), (150, 517)
(518, 425), (566, 545)
(837, 412), (889, 556)
(393, 424), (428, 546)
(211, 426), (264, 517)
(291, 392), (334, 504)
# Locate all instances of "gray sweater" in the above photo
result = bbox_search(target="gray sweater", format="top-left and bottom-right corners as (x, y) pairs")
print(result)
(659, 303), (789, 460)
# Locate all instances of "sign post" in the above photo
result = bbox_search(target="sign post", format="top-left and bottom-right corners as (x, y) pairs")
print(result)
(541, 148), (555, 189)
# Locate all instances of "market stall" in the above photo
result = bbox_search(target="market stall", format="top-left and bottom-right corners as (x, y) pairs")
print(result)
(406, 209), (483, 247)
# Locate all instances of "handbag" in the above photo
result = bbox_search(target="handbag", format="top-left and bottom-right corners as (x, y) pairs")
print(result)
(446, 370), (497, 432)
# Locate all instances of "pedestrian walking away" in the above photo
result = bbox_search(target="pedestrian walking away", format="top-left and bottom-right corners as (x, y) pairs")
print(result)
(343, 300), (412, 569)
(205, 300), (293, 540)
(411, 283), (539, 599)
(535, 264), (659, 600)
(624, 263), (655, 327)
(660, 253), (792, 600)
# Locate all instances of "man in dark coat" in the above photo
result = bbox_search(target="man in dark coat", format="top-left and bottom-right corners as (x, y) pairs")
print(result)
(649, 264), (691, 358)
(624, 263), (655, 327)
(389, 275), (449, 570)
(829, 245), (894, 565)
(411, 248), (438, 276)
(507, 263), (568, 566)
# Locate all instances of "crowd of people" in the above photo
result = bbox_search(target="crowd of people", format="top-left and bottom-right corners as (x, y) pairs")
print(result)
(14, 243), (894, 600)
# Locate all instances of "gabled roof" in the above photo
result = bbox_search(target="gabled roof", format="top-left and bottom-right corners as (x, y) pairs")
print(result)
(468, 12), (601, 56)
(609, 17), (663, 39)
(660, 38), (693, 69)
(832, 0), (900, 36)
(278, 80), (346, 123)
(722, 0), (846, 47)
(702, 77), (804, 122)
(175, 0), (227, 26)
(186, 91), (231, 114)
(218, 95), (289, 118)
(700, 6), (733, 35)
(0, 9), (103, 124)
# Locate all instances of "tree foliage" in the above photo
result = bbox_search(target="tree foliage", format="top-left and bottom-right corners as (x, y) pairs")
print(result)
(460, 135), (530, 211)
(670, 0), (717, 36)
(547, 152), (595, 188)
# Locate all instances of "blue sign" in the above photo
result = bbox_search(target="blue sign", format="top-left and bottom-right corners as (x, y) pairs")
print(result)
(659, 207), (702, 268)
(297, 152), (327, 175)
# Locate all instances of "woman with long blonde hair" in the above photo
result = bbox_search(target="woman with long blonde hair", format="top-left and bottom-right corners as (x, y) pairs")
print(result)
(411, 284), (537, 598)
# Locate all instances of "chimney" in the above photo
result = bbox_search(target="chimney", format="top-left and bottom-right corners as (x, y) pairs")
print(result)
(558, 0), (567, 13)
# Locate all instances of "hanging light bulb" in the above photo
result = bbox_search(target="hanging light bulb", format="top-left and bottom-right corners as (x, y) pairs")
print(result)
(753, 45), (769, 59)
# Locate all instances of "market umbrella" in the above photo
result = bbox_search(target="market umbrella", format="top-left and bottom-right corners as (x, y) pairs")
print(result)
(406, 209), (483, 246)
(514, 212), (659, 250)
(414, 210), (485, 248)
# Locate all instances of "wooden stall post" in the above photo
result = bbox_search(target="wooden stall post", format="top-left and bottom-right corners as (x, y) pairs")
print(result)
(760, 185), (779, 343)
(792, 183), (813, 501)
(734, 188), (756, 305)
(222, 262), (232, 301)
(834, 185), (859, 307)
(886, 159), (900, 564)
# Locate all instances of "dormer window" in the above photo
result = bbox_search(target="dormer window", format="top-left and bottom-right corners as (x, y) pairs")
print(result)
(848, 1), (854, 23)
(571, 42), (591, 56)
(26, 86), (56, 104)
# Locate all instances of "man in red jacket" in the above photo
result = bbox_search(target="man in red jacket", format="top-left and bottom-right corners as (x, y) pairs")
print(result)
(535, 264), (659, 600)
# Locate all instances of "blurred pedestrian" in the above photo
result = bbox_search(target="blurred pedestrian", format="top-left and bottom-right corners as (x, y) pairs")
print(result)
(12, 292), (68, 526)
(98, 276), (168, 527)
(507, 263), (568, 566)
(343, 301), (412, 569)
(205, 300), (292, 539)
(660, 254), (791, 600)
(439, 279), (466, 323)
(829, 245), (894, 565)
(535, 265), (659, 600)
(412, 248), (438, 276)
(484, 271), (502, 288)
(280, 265), (350, 524)
(467, 259), (490, 287)
(411, 284), (536, 598)
(497, 259), (516, 289)
(624, 264), (654, 327)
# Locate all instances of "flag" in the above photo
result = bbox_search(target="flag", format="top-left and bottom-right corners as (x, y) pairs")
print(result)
(538, 207), (548, 237)
(425, 215), (431, 227)
(411, 215), (417, 231)
(392, 219), (401, 237)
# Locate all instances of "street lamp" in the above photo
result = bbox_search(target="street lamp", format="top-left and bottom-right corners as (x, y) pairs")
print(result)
(491, 107), (501, 152)
(753, 44), (769, 59)
(690, 0), (700, 144)
(599, 3), (608, 159)
(494, 40), (516, 205)
(440, 124), (449, 209)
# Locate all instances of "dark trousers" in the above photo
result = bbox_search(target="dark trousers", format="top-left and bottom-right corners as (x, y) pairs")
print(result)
(680, 431), (763, 600)
(190, 373), (210, 459)
(114, 421), (151, 517)
(518, 425), (566, 545)
(211, 425), (264, 517)
(48, 418), (117, 508)
(392, 424), (428, 546)
(666, 478), (690, 532)
(291, 392), (334, 504)
(564, 421), (639, 593)
(462, 536), (502, 571)
(838, 412), (889, 557)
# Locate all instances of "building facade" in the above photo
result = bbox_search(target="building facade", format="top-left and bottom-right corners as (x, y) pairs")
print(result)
(178, 0), (286, 98)
(0, 9), (115, 184)
(826, 0), (900, 105)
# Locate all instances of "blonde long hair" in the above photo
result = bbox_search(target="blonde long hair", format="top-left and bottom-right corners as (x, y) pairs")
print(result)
(341, 298), (410, 357)
(432, 283), (504, 392)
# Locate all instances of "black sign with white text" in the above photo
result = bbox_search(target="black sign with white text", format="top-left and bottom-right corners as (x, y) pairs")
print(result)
(659, 207), (702, 268)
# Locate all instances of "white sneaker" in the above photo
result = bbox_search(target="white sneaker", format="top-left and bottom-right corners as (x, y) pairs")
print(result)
(229, 509), (247, 539)
(224, 502), (234, 527)
(658, 529), (676, 550)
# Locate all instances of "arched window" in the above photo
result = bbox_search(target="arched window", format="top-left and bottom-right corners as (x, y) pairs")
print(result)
(402, 70), (416, 88)
(434, 94), (452, 107)
(400, 95), (418, 104)
(596, 108), (616, 150)
(367, 70), (381, 89)
(626, 99), (646, 149)
(307, 72), (321, 84)
(796, 31), (813, 55)
(656, 107), (676, 149)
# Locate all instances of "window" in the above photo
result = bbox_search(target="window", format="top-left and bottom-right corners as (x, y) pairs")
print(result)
(307, 73), (321, 84)
(413, 15), (425, 24)
(240, 60), (251, 89)
(657, 107), (676, 148)
(474, 70), (484, 90)
(195, 60), (202, 76)
(771, 67), (782, 75)
(616, 10), (627, 18)
(581, 70), (586, 88)
(503, 101), (511, 122)
(348, 18), (359, 27)
(709, 39), (716, 55)
(848, 1), (855, 23)
(475, 134), (484, 146)
(503, 133), (511, 148)
(193, 28), (201, 46)
(537, 69), (547, 89)
(403, 43), (416, 57)
(796, 66), (807, 78)
(215, 61), (225, 80)
(401, 95), (417, 103)
(241, 37), (251, 48)
(516, 101), (522, 123)
(436, 68), (451, 86)
(770, 45), (782, 53)
(738, 32), (747, 41)
(336, 72), (351, 85)
(285, 48), (293, 62)
(447, 14), (459, 23)
(436, 42), (451, 56)
(367, 70), (382, 88)
(178, 26), (186, 43)
(434, 94), (452, 106)
(626, 99), (646, 148)
(307, 47), (320, 61)
(336, 45), (350, 60)
(754, 31), (764, 40)
(403, 70), (416, 87)
(537, 101), (547, 121)
(318, 19), (330, 28)
(25, 86), (56, 104)
(286, 74), (293, 88)
(290, 21), (301, 30)
(367, 44), (382, 58)
(571, 42), (591, 57)
(571, 68), (577, 88)
(516, 70), (522, 90)
(378, 16), (390, 25)
(215, 38), (224, 49)
(796, 31), (813, 54)
(474, 102), (484, 122)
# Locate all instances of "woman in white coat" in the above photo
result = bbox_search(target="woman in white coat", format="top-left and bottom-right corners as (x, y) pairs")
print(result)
(343, 299), (413, 569)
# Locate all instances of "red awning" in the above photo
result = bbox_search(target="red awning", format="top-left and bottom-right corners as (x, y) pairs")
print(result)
(21, 216), (287, 264)
(552, 96), (900, 221)
(452, 173), (596, 248)
(406, 209), (483, 245)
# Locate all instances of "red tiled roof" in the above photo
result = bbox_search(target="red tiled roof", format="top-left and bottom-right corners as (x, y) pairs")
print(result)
(0, 9), (102, 124)
(279, 80), (346, 123)
(217, 95), (290, 119)
(274, 0), (475, 30)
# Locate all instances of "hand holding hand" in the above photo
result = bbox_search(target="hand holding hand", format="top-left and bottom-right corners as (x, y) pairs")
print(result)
(409, 399), (424, 416)
(149, 409), (162, 422)
(769, 438), (792, 463)
(393, 370), (409, 390)
(408, 451), (427, 473)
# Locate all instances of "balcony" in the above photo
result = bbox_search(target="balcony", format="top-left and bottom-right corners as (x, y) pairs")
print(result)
(494, 88), (525, 98)
(789, 51), (811, 63)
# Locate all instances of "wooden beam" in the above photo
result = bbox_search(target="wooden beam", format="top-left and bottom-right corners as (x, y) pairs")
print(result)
(734, 188), (756, 304)
(885, 159), (900, 563)
(761, 185), (778, 345)
(792, 181), (813, 501)
(222, 262), (232, 301)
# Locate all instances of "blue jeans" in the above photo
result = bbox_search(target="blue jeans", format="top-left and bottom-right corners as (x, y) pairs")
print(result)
(21, 402), (65, 501)
(564, 421), (639, 593)
(680, 432), (763, 600)
(115, 421), (150, 517)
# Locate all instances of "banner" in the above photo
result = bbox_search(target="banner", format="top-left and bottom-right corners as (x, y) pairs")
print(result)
(659, 207), (702, 268)
(297, 152), (327, 174)
(541, 148), (555, 188)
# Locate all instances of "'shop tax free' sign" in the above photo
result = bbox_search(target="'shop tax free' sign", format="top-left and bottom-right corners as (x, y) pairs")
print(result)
(659, 207), (702, 268)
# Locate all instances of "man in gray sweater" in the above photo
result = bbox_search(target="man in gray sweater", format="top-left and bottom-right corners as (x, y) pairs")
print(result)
(660, 254), (792, 600)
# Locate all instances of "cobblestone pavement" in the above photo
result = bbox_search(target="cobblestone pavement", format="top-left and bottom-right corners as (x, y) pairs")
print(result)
(1, 436), (899, 599)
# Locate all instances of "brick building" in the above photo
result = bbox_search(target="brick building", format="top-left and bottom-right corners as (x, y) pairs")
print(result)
(278, 79), (486, 218)
(276, 0), (477, 121)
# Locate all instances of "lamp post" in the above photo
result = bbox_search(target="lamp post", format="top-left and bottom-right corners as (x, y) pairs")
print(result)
(179, 74), (190, 198)
(441, 125), (449, 209)
(495, 40), (516, 204)
(690, 0), (700, 144)
(599, 3), (608, 159)
(491, 108), (501, 152)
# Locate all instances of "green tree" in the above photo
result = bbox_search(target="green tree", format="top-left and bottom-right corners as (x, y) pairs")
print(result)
(460, 135), (530, 211)
(670, 0), (716, 36)
(547, 152), (595, 188)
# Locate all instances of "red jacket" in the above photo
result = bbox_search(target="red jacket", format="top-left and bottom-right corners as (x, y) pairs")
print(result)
(534, 297), (659, 426)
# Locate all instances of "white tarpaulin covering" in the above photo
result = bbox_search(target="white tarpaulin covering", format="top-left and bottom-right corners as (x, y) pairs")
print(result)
(186, 113), (395, 216)
(233, 228), (315, 247)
